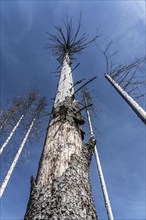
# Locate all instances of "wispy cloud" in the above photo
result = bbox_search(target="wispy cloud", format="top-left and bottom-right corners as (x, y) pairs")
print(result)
(17, 1), (34, 32)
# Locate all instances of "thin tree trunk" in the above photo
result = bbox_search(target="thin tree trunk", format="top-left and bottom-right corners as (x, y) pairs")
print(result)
(105, 74), (146, 125)
(0, 117), (36, 198)
(0, 97), (46, 198)
(0, 91), (38, 155)
(85, 107), (114, 220)
(0, 114), (24, 155)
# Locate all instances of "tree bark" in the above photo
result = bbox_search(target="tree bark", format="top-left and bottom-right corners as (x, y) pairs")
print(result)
(24, 54), (98, 219)
(25, 97), (97, 219)
(25, 134), (97, 219)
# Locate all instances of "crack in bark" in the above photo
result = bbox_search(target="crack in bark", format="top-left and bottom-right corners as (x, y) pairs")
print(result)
(24, 136), (97, 220)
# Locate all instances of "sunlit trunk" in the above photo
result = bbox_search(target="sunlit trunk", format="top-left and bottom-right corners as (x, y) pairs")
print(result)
(105, 74), (146, 125)
(86, 106), (114, 220)
(24, 54), (98, 219)
(0, 115), (24, 155)
(0, 93), (37, 155)
(0, 117), (36, 198)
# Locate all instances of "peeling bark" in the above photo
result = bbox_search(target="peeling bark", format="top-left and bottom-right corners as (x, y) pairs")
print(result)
(36, 97), (84, 188)
(25, 136), (97, 220)
(24, 97), (98, 219)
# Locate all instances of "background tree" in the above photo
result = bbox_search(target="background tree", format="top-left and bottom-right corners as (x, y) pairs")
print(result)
(0, 97), (24, 131)
(0, 90), (38, 155)
(81, 87), (114, 220)
(0, 93), (47, 198)
(96, 42), (146, 124)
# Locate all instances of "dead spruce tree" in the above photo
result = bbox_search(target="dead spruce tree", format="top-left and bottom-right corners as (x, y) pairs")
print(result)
(0, 90), (38, 155)
(25, 16), (99, 220)
(97, 42), (146, 125)
(105, 59), (146, 125)
(81, 87), (114, 220)
(0, 96), (47, 198)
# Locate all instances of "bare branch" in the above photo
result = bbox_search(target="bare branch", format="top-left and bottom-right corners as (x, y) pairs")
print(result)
(73, 76), (97, 96)
(45, 15), (100, 65)
(97, 41), (146, 102)
(70, 78), (86, 91)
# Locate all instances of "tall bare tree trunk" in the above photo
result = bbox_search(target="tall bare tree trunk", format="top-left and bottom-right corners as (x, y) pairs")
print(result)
(105, 74), (146, 125)
(85, 104), (114, 220)
(24, 54), (98, 219)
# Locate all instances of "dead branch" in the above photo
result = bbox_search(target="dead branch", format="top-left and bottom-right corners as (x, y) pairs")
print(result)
(77, 104), (93, 113)
(70, 78), (86, 91)
(45, 14), (99, 65)
(73, 76), (97, 96)
(97, 41), (146, 101)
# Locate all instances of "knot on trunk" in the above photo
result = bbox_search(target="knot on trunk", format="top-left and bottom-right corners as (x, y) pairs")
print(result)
(51, 96), (84, 127)
(82, 135), (96, 167)
(87, 134), (96, 147)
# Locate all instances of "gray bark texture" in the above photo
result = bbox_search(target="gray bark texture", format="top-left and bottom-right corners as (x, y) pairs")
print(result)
(24, 97), (98, 220)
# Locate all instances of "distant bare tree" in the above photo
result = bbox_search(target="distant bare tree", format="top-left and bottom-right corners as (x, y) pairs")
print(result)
(0, 90), (38, 155)
(81, 87), (114, 220)
(0, 97), (24, 131)
(96, 41), (146, 124)
(0, 96), (47, 199)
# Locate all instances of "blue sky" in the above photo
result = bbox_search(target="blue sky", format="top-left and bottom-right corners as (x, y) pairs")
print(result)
(0, 1), (145, 219)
